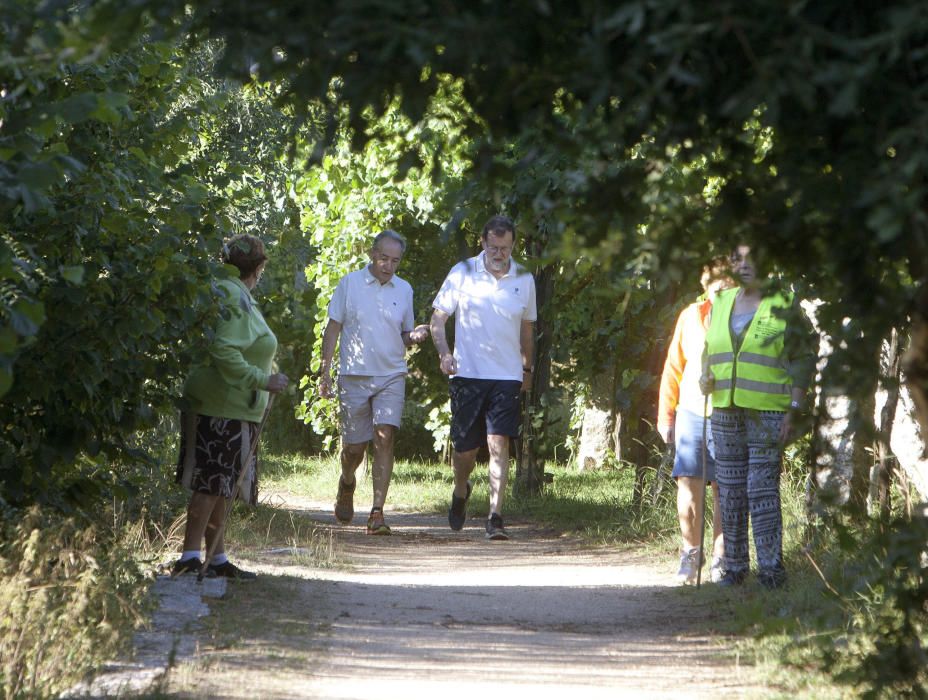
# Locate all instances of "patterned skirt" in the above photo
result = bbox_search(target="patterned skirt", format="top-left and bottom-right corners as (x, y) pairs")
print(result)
(175, 413), (259, 505)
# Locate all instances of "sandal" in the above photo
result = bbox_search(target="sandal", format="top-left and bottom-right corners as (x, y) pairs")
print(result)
(366, 509), (391, 535)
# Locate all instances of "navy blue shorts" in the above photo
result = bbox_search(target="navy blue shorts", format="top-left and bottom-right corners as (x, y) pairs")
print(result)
(449, 378), (522, 452)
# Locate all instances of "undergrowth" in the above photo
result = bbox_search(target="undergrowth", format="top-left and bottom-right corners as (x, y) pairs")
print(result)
(0, 507), (151, 699)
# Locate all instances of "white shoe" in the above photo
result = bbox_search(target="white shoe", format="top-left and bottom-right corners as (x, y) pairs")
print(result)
(676, 547), (701, 585)
(709, 557), (724, 583)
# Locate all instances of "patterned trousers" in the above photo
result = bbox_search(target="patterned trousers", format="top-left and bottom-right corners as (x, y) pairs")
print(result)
(710, 407), (786, 580)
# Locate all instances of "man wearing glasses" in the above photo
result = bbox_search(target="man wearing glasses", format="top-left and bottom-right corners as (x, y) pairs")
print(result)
(320, 230), (430, 535)
(430, 215), (537, 540)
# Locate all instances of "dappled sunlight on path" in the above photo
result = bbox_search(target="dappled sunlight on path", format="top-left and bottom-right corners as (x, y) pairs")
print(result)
(169, 492), (768, 699)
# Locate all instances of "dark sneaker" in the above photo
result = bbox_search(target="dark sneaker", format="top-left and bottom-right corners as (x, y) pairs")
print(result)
(757, 567), (787, 590)
(208, 560), (257, 580)
(171, 556), (204, 577)
(334, 476), (356, 524)
(448, 481), (472, 531)
(485, 512), (510, 541)
(717, 569), (747, 587)
(366, 509), (391, 535)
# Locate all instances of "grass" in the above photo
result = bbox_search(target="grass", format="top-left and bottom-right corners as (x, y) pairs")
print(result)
(261, 452), (681, 547)
(222, 504), (342, 569)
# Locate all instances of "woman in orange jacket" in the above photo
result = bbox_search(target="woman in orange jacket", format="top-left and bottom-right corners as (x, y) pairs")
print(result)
(657, 259), (732, 584)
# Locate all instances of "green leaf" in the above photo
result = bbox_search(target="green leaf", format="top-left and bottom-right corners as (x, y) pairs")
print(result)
(18, 161), (59, 190)
(10, 299), (46, 337)
(90, 93), (130, 125)
(57, 93), (100, 124)
(0, 326), (17, 353)
(0, 364), (11, 399)
(60, 265), (85, 285)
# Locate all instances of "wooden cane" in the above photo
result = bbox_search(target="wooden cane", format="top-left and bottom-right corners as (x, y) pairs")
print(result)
(197, 393), (275, 583)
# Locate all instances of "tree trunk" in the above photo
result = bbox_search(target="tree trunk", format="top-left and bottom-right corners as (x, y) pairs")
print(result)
(902, 282), (928, 453)
(873, 328), (904, 518)
(806, 300), (878, 514)
(576, 363), (620, 470)
(847, 389), (877, 515)
(515, 261), (555, 494)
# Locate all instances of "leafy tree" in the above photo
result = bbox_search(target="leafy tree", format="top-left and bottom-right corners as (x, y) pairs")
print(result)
(0, 17), (311, 504)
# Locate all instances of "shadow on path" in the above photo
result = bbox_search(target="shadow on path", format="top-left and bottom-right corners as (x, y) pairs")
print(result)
(169, 492), (765, 699)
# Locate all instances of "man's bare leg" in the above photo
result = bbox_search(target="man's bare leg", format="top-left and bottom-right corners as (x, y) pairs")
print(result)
(371, 424), (396, 509)
(452, 447), (478, 496)
(486, 434), (510, 515)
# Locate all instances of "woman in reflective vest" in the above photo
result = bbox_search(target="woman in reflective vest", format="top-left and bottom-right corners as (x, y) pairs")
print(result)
(701, 245), (816, 589)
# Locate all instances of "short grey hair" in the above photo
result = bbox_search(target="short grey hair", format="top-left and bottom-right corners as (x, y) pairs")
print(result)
(372, 229), (407, 254)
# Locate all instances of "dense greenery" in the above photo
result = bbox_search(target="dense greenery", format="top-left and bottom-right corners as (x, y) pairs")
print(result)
(2, 1), (926, 696)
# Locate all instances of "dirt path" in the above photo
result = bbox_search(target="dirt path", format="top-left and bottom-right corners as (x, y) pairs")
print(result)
(164, 494), (769, 699)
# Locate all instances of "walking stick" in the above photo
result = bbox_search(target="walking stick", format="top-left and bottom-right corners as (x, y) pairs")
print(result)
(696, 393), (709, 590)
(197, 393), (275, 583)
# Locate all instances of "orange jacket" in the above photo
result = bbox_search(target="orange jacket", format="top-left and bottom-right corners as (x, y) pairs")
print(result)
(657, 297), (712, 434)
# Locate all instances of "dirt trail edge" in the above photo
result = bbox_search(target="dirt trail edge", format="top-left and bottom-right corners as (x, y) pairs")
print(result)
(165, 493), (768, 699)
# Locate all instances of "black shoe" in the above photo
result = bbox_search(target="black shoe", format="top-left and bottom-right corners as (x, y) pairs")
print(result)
(208, 560), (257, 580)
(448, 481), (472, 531)
(485, 512), (510, 541)
(171, 556), (204, 576)
(717, 570), (747, 587)
(757, 568), (787, 590)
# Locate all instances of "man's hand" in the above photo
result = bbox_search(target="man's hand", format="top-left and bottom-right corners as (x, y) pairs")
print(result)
(319, 373), (334, 399)
(407, 324), (430, 344)
(267, 373), (289, 393)
(439, 352), (457, 376)
(521, 368), (532, 393)
(658, 424), (674, 445)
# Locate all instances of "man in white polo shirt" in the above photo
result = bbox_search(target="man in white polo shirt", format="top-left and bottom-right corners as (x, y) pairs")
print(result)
(320, 230), (429, 535)
(430, 215), (536, 540)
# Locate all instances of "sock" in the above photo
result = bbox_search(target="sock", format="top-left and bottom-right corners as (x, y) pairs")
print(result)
(211, 552), (228, 566)
(182, 550), (200, 562)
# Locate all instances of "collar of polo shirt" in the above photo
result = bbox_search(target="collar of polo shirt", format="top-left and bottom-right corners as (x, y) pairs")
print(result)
(477, 250), (517, 277)
(364, 265), (394, 286)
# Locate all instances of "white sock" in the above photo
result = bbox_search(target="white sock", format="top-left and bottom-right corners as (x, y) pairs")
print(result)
(182, 550), (200, 562)
(211, 552), (228, 566)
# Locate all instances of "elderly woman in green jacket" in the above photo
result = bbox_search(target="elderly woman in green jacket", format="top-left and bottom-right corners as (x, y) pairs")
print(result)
(173, 234), (288, 579)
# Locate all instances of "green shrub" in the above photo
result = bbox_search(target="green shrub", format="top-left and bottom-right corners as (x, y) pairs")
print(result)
(814, 513), (928, 698)
(0, 507), (150, 699)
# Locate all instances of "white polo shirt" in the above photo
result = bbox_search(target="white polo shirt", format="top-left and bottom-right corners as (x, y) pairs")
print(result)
(432, 252), (537, 381)
(328, 267), (415, 377)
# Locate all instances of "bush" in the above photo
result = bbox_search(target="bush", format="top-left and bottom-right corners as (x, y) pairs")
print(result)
(815, 513), (928, 698)
(0, 507), (151, 699)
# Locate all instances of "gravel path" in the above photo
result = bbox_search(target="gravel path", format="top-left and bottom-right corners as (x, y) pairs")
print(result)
(158, 493), (768, 699)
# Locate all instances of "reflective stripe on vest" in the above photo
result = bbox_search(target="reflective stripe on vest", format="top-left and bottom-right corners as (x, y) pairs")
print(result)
(705, 288), (793, 411)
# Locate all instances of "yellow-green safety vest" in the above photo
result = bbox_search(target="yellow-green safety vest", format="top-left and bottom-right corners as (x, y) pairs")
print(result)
(705, 287), (793, 411)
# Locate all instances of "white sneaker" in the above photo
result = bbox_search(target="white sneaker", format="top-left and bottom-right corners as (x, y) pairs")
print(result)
(676, 547), (701, 585)
(709, 557), (724, 583)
